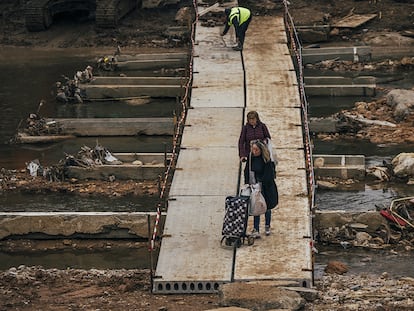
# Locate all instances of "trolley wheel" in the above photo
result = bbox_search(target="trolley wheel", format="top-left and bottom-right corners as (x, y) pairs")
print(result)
(248, 236), (255, 246)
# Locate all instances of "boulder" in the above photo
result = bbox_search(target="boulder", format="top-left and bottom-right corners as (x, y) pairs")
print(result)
(386, 89), (414, 121)
(392, 153), (414, 178)
(325, 261), (349, 274)
(219, 282), (305, 311)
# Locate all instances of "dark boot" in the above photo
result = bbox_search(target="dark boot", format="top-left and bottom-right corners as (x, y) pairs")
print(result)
(232, 44), (242, 51)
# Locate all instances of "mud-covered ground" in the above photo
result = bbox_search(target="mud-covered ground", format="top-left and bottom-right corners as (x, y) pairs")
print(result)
(1, 0), (414, 310)
(0, 168), (160, 197)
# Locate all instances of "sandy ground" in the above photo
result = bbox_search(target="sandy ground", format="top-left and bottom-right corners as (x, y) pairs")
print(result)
(1, 0), (414, 310)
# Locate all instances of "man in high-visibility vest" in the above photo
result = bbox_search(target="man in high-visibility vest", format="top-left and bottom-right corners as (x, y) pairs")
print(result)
(220, 6), (252, 51)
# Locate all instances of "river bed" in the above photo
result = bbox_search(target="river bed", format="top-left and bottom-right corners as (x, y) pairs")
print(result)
(0, 48), (413, 276)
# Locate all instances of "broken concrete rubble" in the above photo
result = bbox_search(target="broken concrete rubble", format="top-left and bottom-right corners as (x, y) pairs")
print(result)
(311, 89), (414, 145)
(0, 212), (163, 240)
(314, 210), (414, 251)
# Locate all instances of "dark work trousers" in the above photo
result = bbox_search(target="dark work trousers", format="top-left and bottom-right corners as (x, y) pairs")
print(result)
(237, 16), (252, 47)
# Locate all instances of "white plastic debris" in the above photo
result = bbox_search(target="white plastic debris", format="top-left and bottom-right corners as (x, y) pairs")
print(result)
(104, 151), (122, 165)
(26, 160), (40, 177)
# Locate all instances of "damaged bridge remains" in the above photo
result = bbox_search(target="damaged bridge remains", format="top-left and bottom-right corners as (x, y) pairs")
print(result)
(153, 2), (314, 294)
(5, 48), (190, 241)
(8, 0), (321, 295)
(313, 154), (366, 180)
(302, 46), (376, 96)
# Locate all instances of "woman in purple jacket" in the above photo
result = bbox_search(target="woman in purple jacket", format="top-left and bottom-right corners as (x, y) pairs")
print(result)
(238, 111), (271, 162)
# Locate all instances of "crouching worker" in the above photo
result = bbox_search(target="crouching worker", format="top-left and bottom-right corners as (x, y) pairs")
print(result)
(220, 6), (252, 51)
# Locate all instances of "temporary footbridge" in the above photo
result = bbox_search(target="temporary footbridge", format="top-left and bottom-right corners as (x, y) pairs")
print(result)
(153, 5), (314, 294)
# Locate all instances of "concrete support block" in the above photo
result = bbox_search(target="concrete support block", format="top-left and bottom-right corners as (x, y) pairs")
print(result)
(0, 212), (166, 240)
(313, 154), (366, 180)
(66, 164), (165, 180)
(47, 118), (175, 136)
(302, 46), (372, 64)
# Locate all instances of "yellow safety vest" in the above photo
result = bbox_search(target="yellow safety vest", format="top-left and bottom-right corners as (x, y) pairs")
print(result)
(228, 7), (250, 26)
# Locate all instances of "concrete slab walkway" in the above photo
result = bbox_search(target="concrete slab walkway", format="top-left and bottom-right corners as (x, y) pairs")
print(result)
(153, 14), (312, 294)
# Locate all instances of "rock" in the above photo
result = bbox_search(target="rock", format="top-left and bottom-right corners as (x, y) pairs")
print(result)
(175, 7), (192, 26)
(297, 27), (329, 43)
(354, 213), (389, 234)
(281, 286), (319, 302)
(316, 180), (337, 189)
(62, 239), (71, 246)
(314, 212), (353, 229)
(329, 27), (340, 36)
(309, 116), (339, 133)
(366, 166), (391, 181)
(401, 56), (414, 65)
(392, 153), (414, 178)
(364, 31), (414, 46)
(325, 261), (349, 274)
(386, 89), (414, 121)
(349, 223), (368, 230)
(355, 231), (372, 244)
(399, 277), (414, 285)
(314, 157), (325, 168)
(219, 282), (305, 311)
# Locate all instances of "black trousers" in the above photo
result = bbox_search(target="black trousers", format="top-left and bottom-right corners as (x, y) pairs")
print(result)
(237, 15), (252, 47)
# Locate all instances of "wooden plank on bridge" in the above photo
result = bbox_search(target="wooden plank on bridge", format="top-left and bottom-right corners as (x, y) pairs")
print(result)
(333, 13), (377, 28)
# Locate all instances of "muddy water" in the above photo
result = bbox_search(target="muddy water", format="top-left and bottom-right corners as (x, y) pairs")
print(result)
(0, 47), (176, 169)
(0, 247), (158, 270)
(0, 192), (158, 212)
(315, 246), (414, 279)
(310, 92), (414, 212)
(0, 48), (177, 270)
(314, 135), (414, 211)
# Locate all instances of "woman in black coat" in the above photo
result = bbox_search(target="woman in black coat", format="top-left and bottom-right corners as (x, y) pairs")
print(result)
(244, 140), (278, 238)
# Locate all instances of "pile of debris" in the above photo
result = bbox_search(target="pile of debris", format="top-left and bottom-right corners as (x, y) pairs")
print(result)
(55, 65), (94, 104)
(312, 89), (414, 145)
(315, 198), (414, 251)
(21, 113), (61, 136)
(27, 144), (122, 182)
(305, 56), (414, 72)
